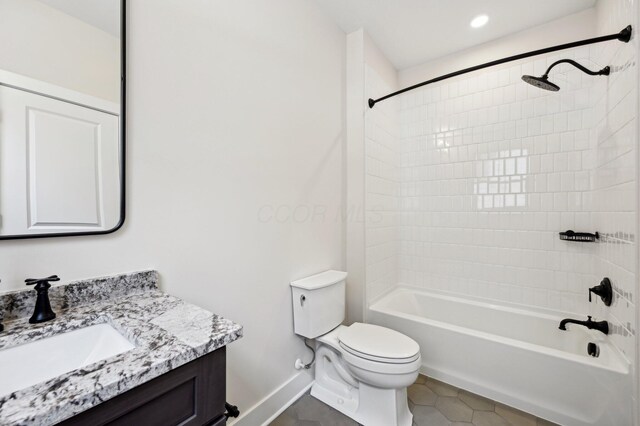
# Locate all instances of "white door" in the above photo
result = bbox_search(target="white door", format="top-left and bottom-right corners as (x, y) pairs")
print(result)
(0, 85), (120, 235)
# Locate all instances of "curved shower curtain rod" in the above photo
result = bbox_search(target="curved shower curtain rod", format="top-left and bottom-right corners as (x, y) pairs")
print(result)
(368, 25), (632, 108)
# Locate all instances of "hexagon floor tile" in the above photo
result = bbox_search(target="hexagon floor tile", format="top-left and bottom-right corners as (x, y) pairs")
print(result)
(270, 375), (560, 426)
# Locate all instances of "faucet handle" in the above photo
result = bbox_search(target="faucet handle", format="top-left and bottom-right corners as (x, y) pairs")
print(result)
(25, 275), (60, 289)
(588, 278), (613, 306)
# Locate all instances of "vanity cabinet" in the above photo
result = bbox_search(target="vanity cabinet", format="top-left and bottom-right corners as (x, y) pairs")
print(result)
(58, 347), (227, 426)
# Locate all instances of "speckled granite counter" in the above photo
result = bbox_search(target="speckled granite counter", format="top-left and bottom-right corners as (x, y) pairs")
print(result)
(0, 271), (243, 425)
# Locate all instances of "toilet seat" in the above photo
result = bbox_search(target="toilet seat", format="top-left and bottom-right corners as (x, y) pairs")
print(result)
(338, 323), (420, 364)
(339, 342), (421, 364)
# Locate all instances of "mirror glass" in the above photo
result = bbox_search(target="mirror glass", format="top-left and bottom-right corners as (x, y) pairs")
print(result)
(0, 0), (123, 239)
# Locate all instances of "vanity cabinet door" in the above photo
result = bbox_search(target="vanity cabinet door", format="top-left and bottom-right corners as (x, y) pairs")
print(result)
(57, 347), (226, 426)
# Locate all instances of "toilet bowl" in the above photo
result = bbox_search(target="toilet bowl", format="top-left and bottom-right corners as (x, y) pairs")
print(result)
(290, 271), (421, 426)
(312, 324), (420, 426)
(336, 323), (421, 388)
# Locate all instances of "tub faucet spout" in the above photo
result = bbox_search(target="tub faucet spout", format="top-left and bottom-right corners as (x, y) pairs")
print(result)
(559, 316), (608, 335)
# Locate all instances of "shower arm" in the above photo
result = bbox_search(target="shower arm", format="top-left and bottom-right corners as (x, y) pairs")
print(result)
(368, 25), (631, 108)
(542, 59), (610, 78)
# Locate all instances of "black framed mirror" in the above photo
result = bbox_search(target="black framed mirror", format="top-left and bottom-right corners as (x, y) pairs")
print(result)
(0, 0), (126, 240)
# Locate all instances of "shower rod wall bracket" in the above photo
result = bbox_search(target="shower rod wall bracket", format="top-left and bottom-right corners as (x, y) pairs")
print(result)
(619, 25), (633, 42)
(368, 25), (632, 108)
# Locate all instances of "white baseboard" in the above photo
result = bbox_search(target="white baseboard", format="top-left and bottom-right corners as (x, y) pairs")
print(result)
(228, 370), (314, 426)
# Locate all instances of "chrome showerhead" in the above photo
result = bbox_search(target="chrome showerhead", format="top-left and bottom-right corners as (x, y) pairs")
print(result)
(521, 74), (560, 91)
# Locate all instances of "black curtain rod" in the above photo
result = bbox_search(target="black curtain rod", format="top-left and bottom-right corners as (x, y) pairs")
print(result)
(368, 25), (632, 108)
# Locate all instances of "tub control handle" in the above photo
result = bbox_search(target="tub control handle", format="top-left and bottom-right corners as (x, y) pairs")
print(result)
(589, 278), (613, 306)
(300, 295), (306, 306)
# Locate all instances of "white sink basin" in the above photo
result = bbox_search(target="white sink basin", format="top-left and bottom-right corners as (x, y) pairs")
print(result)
(0, 323), (135, 396)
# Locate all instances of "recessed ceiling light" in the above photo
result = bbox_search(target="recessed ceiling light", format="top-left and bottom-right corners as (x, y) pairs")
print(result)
(470, 14), (489, 28)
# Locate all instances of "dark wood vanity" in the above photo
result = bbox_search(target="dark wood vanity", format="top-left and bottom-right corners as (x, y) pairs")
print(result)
(0, 271), (241, 426)
(58, 348), (227, 426)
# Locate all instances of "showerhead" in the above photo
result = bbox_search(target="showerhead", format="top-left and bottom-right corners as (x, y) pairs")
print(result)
(522, 59), (610, 92)
(521, 75), (560, 91)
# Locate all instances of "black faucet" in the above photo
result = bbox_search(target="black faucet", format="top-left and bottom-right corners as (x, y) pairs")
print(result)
(559, 316), (609, 335)
(26, 275), (60, 324)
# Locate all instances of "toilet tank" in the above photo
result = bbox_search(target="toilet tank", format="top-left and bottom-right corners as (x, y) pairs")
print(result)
(290, 270), (347, 339)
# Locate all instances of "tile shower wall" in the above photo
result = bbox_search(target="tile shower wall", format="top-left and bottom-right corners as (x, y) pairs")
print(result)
(365, 65), (400, 302)
(590, 0), (637, 363)
(361, 4), (637, 368)
(397, 51), (601, 316)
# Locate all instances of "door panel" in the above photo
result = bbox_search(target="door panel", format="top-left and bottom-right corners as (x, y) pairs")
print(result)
(0, 85), (119, 234)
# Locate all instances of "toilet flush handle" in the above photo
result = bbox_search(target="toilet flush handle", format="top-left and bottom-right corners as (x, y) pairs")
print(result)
(300, 295), (306, 306)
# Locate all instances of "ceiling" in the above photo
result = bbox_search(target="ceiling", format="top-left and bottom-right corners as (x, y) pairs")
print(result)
(36, 0), (120, 37)
(313, 0), (597, 70)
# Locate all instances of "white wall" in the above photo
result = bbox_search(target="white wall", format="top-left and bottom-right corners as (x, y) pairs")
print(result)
(0, 0), (345, 424)
(345, 29), (367, 324)
(0, 0), (120, 102)
(364, 40), (400, 303)
(346, 29), (400, 321)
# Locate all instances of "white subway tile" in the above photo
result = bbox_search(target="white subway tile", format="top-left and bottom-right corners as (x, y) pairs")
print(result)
(365, 45), (637, 364)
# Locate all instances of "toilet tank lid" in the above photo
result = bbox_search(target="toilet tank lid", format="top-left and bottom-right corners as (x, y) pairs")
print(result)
(290, 270), (348, 290)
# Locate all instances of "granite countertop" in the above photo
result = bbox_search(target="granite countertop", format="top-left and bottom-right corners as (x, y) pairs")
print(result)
(0, 271), (243, 425)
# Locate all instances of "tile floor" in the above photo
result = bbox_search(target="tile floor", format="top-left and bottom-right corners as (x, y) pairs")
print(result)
(270, 374), (559, 426)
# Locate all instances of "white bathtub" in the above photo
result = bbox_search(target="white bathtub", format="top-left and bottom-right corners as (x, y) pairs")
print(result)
(368, 287), (632, 426)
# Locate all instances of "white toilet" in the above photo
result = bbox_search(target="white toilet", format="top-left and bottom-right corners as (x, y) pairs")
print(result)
(291, 270), (421, 426)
